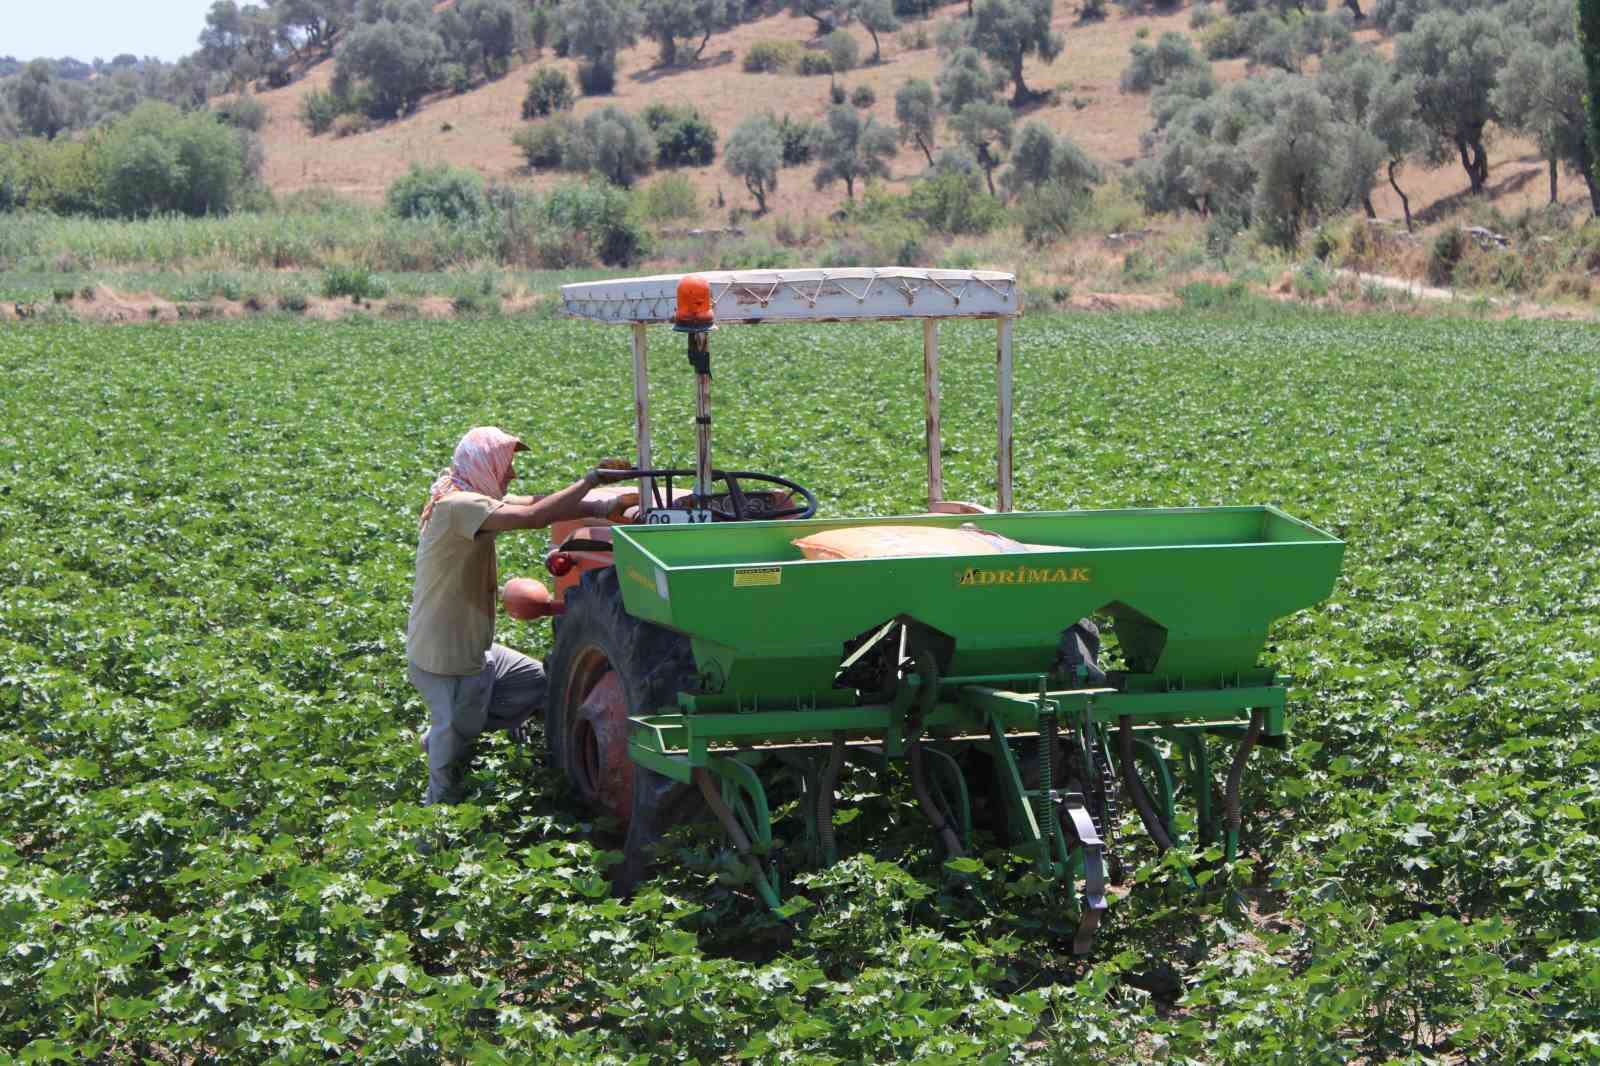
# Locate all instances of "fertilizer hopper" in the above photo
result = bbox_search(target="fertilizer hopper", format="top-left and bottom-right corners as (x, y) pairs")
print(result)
(525, 268), (1344, 952)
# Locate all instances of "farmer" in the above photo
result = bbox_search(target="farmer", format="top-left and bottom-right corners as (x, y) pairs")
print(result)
(407, 426), (633, 806)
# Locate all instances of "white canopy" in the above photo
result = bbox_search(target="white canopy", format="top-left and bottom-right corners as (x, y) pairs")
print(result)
(560, 267), (1020, 325)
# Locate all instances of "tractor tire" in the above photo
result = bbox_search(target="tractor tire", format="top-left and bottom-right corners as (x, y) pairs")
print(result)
(543, 566), (702, 892)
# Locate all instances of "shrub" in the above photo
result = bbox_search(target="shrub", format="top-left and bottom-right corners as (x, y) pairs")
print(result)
(851, 84), (877, 108)
(97, 102), (250, 218)
(522, 67), (575, 118)
(642, 104), (718, 167)
(577, 58), (616, 95)
(744, 40), (800, 73)
(636, 173), (699, 221)
(449, 273), (501, 314)
(1080, 0), (1108, 19)
(544, 180), (650, 265)
(1190, 1), (1215, 26)
(1178, 278), (1250, 308)
(1016, 180), (1094, 245)
(869, 218), (928, 265)
(898, 24), (932, 49)
(322, 265), (388, 301)
(386, 163), (487, 222)
(1200, 16), (1249, 59)
(513, 119), (573, 169)
(799, 53), (835, 76)
(1292, 260), (1330, 298)
(441, 62), (473, 95)
(216, 95), (267, 131)
(777, 115), (820, 165)
(1428, 226), (1465, 286)
(893, 0), (938, 14)
(1121, 33), (1205, 94)
(298, 90), (344, 135)
(830, 80), (849, 105)
(905, 169), (1008, 234)
(332, 113), (371, 138)
(825, 29), (861, 72)
(529, 5), (553, 52)
(568, 107), (656, 187)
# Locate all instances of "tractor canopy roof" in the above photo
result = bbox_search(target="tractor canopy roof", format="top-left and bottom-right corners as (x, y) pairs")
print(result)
(560, 267), (1019, 326)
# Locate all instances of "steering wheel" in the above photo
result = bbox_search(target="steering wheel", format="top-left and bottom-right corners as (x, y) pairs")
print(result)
(608, 468), (818, 521)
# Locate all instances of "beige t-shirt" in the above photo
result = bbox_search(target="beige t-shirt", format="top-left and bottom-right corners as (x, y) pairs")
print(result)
(406, 492), (504, 675)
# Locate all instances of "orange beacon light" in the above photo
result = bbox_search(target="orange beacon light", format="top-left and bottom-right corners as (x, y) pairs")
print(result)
(673, 273), (715, 333)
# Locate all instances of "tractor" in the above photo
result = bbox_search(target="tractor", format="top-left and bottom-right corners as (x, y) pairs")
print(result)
(513, 268), (1343, 953)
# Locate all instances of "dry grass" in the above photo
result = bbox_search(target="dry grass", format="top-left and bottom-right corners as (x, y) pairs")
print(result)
(251, 5), (1594, 249)
(258, 6), (1215, 217)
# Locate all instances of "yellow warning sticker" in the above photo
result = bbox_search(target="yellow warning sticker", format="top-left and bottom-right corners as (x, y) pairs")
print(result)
(733, 566), (782, 588)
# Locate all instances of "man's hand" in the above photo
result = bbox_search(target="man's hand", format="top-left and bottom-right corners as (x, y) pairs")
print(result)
(583, 458), (636, 487)
(581, 492), (639, 524)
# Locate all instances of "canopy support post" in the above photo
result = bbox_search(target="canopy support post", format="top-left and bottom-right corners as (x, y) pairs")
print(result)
(689, 332), (714, 499)
(631, 323), (653, 506)
(924, 319), (943, 509)
(996, 317), (1014, 512)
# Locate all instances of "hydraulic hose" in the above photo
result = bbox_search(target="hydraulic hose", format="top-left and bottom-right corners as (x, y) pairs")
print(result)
(1224, 708), (1266, 840)
(909, 736), (966, 859)
(815, 734), (846, 865)
(693, 767), (776, 903)
(1118, 715), (1175, 853)
(904, 649), (963, 858)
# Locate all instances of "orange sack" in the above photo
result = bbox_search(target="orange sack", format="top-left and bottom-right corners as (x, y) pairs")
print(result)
(792, 524), (1049, 561)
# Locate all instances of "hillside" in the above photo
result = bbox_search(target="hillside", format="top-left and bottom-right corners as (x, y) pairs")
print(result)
(250, 4), (1580, 229)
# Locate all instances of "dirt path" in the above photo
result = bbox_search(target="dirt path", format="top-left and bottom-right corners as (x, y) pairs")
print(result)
(1332, 269), (1458, 302)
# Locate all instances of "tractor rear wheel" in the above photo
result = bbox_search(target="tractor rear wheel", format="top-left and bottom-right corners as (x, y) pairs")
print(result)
(544, 566), (701, 890)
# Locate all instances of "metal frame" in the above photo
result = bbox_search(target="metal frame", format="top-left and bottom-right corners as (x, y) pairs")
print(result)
(627, 667), (1284, 948)
(562, 269), (1021, 513)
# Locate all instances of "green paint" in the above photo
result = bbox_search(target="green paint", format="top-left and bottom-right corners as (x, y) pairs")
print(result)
(615, 505), (1343, 701)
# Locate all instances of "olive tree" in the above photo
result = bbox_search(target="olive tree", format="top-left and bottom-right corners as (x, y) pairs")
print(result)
(1582, 0), (1600, 202)
(936, 46), (1003, 113)
(1120, 31), (1205, 93)
(1247, 79), (1348, 248)
(1002, 120), (1099, 196)
(1319, 48), (1424, 226)
(568, 106), (656, 187)
(275, 0), (350, 55)
(11, 60), (73, 139)
(640, 0), (739, 66)
(439, 0), (519, 80)
(790, 0), (851, 34)
(950, 100), (1014, 194)
(850, 0), (901, 62)
(559, 0), (641, 93)
(1494, 39), (1597, 212)
(1394, 10), (1512, 195)
(895, 78), (938, 165)
(814, 104), (898, 199)
(970, 0), (1062, 106)
(338, 17), (446, 118)
(725, 113), (783, 212)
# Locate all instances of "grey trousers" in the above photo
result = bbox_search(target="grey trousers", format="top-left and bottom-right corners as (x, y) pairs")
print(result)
(407, 644), (548, 805)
